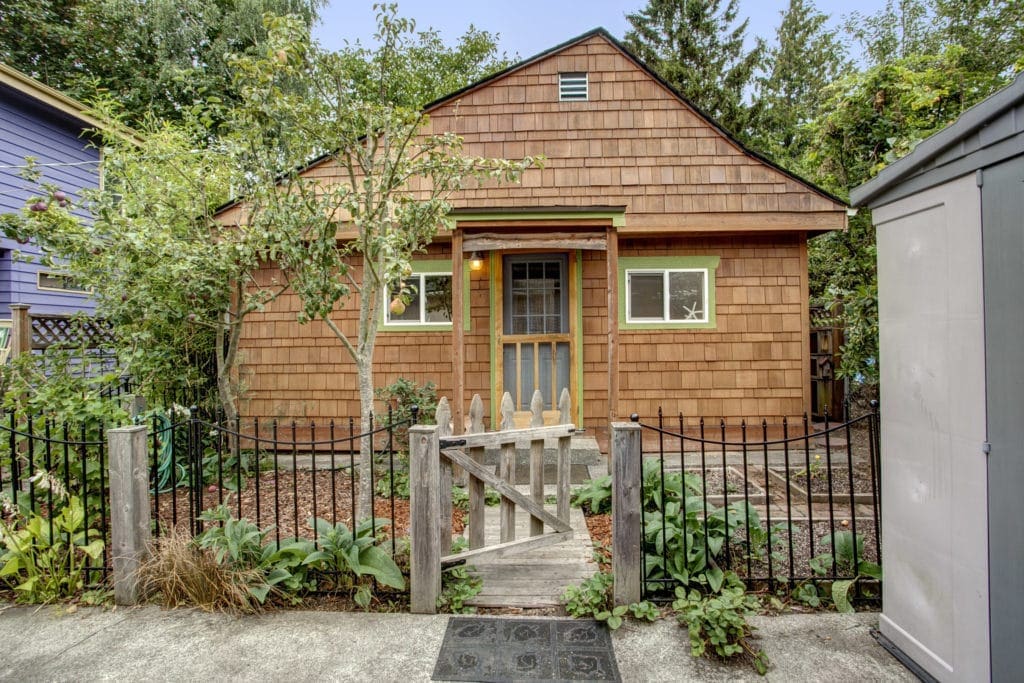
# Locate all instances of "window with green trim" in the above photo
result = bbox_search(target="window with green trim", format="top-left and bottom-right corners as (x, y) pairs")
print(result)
(386, 272), (452, 325)
(381, 260), (471, 331)
(618, 255), (719, 329)
(626, 269), (708, 323)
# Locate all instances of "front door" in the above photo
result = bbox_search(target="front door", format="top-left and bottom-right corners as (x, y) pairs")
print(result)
(497, 254), (574, 427)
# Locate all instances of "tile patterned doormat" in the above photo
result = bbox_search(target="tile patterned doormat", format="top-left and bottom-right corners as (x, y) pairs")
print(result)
(432, 617), (621, 682)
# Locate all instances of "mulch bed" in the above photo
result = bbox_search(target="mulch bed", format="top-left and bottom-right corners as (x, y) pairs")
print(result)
(152, 470), (464, 543)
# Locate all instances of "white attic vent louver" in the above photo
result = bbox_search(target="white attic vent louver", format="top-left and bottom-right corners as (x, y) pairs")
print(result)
(559, 72), (588, 101)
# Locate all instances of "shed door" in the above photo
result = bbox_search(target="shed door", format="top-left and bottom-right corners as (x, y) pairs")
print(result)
(982, 158), (1024, 682)
(498, 254), (573, 427)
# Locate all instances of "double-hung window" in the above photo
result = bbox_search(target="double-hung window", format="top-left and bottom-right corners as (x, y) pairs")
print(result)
(619, 256), (719, 329)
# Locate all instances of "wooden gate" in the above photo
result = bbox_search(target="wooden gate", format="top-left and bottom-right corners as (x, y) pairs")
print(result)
(409, 389), (575, 613)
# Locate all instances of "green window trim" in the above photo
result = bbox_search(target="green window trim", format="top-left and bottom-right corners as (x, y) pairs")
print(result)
(380, 259), (471, 332)
(617, 255), (720, 330)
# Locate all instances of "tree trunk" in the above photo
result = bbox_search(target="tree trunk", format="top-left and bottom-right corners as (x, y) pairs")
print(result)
(356, 353), (375, 521)
(214, 322), (239, 423)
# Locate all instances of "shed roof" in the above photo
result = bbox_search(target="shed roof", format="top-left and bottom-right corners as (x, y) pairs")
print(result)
(850, 71), (1024, 208)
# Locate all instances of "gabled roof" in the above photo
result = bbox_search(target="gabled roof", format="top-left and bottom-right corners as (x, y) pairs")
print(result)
(419, 27), (846, 209)
(0, 62), (108, 132)
(851, 71), (1024, 208)
(224, 27), (845, 214)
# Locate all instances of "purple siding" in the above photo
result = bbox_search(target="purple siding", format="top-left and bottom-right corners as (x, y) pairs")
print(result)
(0, 82), (98, 317)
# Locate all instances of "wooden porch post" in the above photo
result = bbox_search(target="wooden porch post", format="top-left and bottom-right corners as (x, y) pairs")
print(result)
(452, 229), (465, 435)
(607, 228), (620, 443)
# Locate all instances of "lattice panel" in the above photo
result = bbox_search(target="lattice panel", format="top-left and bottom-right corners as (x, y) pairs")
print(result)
(31, 315), (116, 350)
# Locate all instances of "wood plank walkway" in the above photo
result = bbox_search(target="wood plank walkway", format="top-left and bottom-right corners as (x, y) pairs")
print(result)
(460, 494), (599, 609)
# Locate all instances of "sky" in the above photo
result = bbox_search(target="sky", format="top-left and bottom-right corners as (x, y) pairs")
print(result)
(313, 1), (890, 61)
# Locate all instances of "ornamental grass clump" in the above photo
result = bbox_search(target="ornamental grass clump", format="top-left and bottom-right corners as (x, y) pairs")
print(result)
(139, 529), (260, 614)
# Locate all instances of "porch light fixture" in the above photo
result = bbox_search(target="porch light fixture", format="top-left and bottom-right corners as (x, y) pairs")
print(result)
(469, 252), (484, 271)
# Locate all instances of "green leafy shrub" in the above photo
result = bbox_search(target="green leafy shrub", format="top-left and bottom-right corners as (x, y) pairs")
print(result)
(562, 571), (628, 629)
(673, 572), (769, 675)
(194, 506), (317, 604)
(376, 468), (410, 499)
(571, 475), (611, 514)
(0, 494), (105, 603)
(438, 564), (482, 613)
(144, 508), (407, 610)
(376, 377), (438, 451)
(808, 530), (882, 613)
(0, 345), (129, 435)
(562, 572), (663, 630)
(304, 516), (406, 594)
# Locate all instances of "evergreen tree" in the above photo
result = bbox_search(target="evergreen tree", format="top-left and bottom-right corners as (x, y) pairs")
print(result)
(624, 0), (764, 139)
(751, 0), (849, 167)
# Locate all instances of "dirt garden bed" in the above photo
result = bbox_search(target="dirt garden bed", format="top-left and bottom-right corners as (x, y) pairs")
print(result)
(153, 470), (464, 543)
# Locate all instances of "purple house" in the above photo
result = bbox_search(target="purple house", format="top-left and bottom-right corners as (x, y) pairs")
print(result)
(0, 63), (101, 321)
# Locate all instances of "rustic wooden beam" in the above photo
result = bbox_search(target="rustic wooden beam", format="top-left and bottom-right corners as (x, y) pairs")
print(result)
(612, 421), (642, 606)
(457, 219), (613, 230)
(452, 229), (465, 438)
(462, 233), (607, 252)
(442, 448), (572, 533)
(441, 530), (573, 566)
(607, 226), (620, 448)
(409, 425), (441, 613)
(441, 424), (575, 449)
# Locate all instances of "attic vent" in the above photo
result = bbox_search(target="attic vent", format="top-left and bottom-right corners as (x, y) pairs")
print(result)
(559, 72), (588, 101)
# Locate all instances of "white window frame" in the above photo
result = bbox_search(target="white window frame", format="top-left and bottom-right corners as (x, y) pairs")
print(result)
(383, 271), (454, 326)
(559, 72), (588, 101)
(625, 268), (709, 324)
(37, 271), (89, 294)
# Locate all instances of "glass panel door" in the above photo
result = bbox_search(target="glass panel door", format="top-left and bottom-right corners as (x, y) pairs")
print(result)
(501, 255), (571, 413)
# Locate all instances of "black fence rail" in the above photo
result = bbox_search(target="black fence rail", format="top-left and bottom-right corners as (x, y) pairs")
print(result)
(148, 408), (414, 571)
(0, 412), (112, 586)
(633, 405), (881, 602)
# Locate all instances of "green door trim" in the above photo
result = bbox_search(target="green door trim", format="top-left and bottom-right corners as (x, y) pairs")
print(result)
(487, 250), (585, 429)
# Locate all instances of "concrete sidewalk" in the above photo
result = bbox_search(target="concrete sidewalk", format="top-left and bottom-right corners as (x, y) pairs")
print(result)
(0, 604), (913, 682)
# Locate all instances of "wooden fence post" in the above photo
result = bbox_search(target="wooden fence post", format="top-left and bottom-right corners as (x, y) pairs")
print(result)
(499, 392), (516, 543)
(612, 421), (642, 606)
(107, 425), (150, 605)
(409, 424), (441, 614)
(467, 394), (486, 549)
(10, 304), (30, 359)
(556, 388), (572, 524)
(436, 398), (453, 551)
(529, 390), (545, 536)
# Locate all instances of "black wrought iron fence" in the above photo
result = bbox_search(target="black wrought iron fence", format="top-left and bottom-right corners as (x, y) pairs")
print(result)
(0, 412), (112, 586)
(633, 404), (881, 603)
(149, 407), (415, 567)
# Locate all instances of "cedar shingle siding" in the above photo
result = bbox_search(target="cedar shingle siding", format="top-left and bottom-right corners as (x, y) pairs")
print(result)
(234, 31), (845, 433)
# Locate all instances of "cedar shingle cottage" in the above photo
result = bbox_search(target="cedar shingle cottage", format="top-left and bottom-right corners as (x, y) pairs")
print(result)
(223, 29), (847, 441)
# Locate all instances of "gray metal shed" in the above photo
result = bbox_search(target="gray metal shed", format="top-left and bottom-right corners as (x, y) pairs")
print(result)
(852, 71), (1024, 682)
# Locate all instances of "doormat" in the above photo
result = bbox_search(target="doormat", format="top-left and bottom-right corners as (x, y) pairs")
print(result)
(432, 617), (621, 682)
